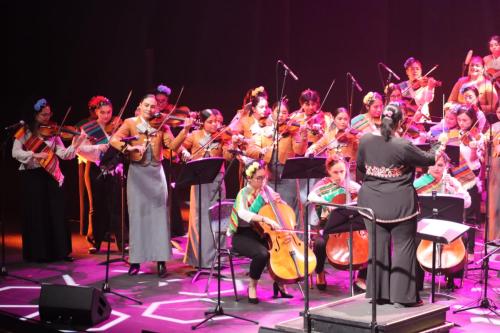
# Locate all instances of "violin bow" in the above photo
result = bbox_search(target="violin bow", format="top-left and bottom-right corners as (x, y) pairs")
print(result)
(49, 106), (72, 151)
(154, 86), (185, 131)
(109, 89), (133, 136)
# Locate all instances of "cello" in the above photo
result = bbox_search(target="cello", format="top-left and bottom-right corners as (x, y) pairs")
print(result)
(256, 185), (317, 284)
(416, 174), (467, 275)
(324, 162), (369, 271)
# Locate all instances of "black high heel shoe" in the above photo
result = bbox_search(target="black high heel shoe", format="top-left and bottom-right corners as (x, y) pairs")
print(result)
(128, 263), (140, 276)
(273, 282), (293, 299)
(157, 261), (167, 278)
(247, 288), (259, 304)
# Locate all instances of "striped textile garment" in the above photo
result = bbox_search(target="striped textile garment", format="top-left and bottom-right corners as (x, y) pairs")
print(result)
(22, 133), (63, 186)
(413, 173), (441, 194)
(81, 120), (108, 144)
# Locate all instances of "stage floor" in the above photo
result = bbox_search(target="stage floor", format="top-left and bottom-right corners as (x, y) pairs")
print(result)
(0, 228), (498, 333)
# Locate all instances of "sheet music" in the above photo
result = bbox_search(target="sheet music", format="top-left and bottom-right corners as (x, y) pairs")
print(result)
(417, 218), (470, 244)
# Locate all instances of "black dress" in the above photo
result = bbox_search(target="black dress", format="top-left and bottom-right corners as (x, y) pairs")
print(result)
(357, 133), (435, 303)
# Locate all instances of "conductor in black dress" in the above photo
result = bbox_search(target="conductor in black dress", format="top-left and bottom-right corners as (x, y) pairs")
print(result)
(356, 102), (441, 307)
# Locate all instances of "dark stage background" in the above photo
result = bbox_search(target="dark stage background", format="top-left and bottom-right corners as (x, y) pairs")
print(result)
(3, 1), (499, 227)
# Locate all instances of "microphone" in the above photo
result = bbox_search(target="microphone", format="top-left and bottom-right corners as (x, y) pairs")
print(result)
(120, 135), (138, 143)
(379, 62), (401, 81)
(277, 60), (299, 81)
(4, 120), (25, 131)
(347, 72), (363, 92)
(464, 50), (473, 65)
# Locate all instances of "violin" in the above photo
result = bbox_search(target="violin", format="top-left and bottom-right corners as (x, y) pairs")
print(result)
(39, 124), (82, 140)
(211, 126), (234, 142)
(411, 77), (442, 90)
(278, 120), (301, 136)
(256, 186), (317, 283)
(460, 126), (481, 147)
(164, 106), (198, 128)
(149, 112), (199, 130)
(335, 127), (359, 143)
(104, 116), (123, 135)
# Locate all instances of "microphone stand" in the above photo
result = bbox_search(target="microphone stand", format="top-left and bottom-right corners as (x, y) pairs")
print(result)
(272, 64), (289, 192)
(98, 141), (141, 304)
(347, 74), (356, 118)
(0, 128), (39, 284)
(192, 152), (258, 329)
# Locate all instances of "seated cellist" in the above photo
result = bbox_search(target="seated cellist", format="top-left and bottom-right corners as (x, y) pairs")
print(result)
(228, 160), (293, 304)
(307, 155), (367, 291)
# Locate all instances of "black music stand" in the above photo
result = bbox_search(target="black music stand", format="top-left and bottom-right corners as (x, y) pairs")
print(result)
(192, 154), (257, 330)
(176, 157), (224, 282)
(281, 157), (328, 203)
(418, 194), (467, 303)
(281, 157), (327, 298)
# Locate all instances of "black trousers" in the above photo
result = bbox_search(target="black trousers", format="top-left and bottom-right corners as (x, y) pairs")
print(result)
(22, 168), (71, 262)
(364, 217), (419, 304)
(465, 185), (481, 254)
(313, 209), (366, 280)
(232, 227), (269, 280)
(89, 164), (126, 250)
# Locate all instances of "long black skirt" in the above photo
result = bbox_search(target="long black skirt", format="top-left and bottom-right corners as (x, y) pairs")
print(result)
(21, 168), (72, 262)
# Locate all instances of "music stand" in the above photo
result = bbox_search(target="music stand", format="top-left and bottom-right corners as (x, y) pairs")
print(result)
(417, 194), (468, 303)
(280, 157), (327, 298)
(421, 122), (439, 132)
(281, 157), (328, 211)
(176, 157), (224, 282)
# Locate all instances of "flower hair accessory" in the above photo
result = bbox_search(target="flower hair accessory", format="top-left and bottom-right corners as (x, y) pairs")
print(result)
(245, 161), (261, 178)
(88, 96), (111, 111)
(156, 84), (172, 96)
(251, 86), (265, 98)
(34, 98), (48, 112)
(363, 92), (381, 106)
(383, 109), (393, 118)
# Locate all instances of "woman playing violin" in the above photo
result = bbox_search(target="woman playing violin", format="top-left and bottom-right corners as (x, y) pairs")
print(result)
(77, 96), (126, 254)
(236, 86), (271, 139)
(428, 102), (460, 140)
(447, 105), (484, 257)
(306, 107), (359, 173)
(229, 160), (293, 303)
(307, 155), (367, 291)
(461, 85), (488, 132)
(289, 89), (333, 145)
(182, 109), (233, 268)
(110, 94), (192, 278)
(351, 91), (384, 135)
(449, 56), (498, 114)
(12, 98), (86, 262)
(397, 57), (438, 121)
(245, 100), (307, 227)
